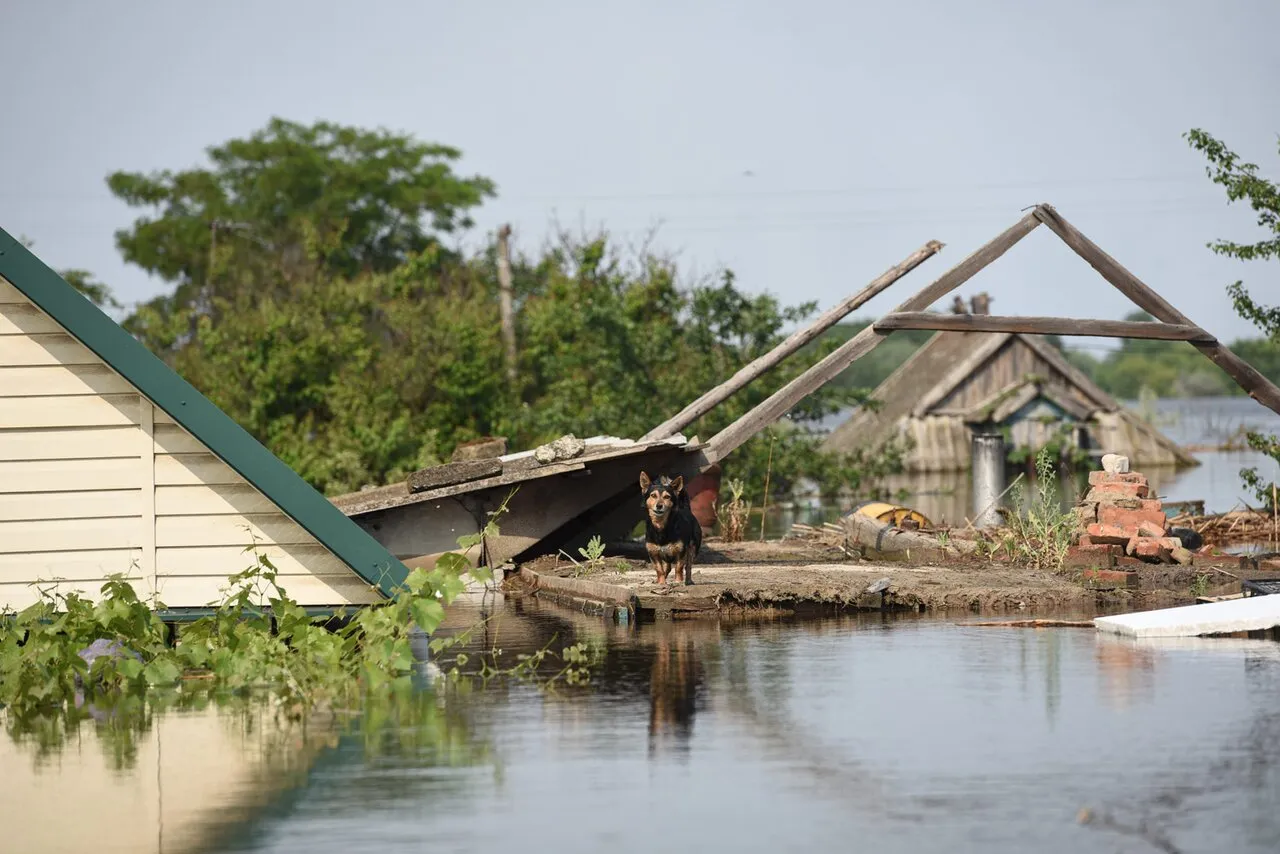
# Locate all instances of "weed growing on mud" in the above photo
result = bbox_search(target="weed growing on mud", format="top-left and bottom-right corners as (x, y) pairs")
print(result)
(984, 448), (1074, 570)
(0, 490), (597, 723)
(1190, 572), (1212, 599)
(716, 477), (751, 542)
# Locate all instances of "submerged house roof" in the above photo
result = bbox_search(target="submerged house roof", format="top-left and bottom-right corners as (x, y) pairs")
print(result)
(822, 326), (1196, 470)
(0, 227), (409, 608)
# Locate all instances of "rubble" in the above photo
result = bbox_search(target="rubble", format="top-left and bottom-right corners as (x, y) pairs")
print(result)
(1073, 459), (1195, 568)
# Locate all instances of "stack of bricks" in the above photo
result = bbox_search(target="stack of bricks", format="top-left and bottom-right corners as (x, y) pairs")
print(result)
(1074, 463), (1192, 566)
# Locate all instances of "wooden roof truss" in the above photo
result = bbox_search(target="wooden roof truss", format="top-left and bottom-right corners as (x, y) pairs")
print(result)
(694, 203), (1280, 465)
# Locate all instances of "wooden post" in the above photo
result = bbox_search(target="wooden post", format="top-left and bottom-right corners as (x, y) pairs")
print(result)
(705, 211), (1042, 462)
(639, 240), (945, 442)
(1033, 204), (1280, 417)
(496, 224), (518, 385)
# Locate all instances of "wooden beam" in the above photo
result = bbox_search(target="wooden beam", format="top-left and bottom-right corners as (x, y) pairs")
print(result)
(639, 240), (945, 442)
(1034, 203), (1280, 416)
(706, 212), (1041, 461)
(875, 312), (1217, 342)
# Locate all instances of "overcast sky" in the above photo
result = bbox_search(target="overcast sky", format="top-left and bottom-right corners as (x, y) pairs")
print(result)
(3, 0), (1278, 352)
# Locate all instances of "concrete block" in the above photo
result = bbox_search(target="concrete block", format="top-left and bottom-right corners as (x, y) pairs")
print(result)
(1101, 453), (1130, 473)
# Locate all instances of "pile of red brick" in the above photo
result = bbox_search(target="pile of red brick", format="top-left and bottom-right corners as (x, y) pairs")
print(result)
(1075, 469), (1193, 566)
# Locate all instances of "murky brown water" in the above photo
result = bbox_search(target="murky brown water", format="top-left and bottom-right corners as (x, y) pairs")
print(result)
(4, 597), (1279, 854)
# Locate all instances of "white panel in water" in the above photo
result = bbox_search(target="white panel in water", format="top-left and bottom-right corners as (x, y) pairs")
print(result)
(1094, 595), (1280, 638)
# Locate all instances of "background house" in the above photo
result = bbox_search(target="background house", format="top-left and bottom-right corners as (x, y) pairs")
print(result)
(822, 293), (1198, 473)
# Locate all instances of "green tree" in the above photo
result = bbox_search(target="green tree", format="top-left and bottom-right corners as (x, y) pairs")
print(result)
(109, 117), (495, 355)
(1186, 128), (1280, 508)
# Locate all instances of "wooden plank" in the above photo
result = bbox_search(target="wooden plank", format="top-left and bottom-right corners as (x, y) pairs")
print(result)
(0, 578), (150, 612)
(1034, 203), (1280, 416)
(0, 548), (142, 583)
(708, 212), (1041, 460)
(0, 489), (143, 521)
(875, 313), (1215, 342)
(406, 459), (504, 493)
(0, 457), (143, 492)
(152, 573), (382, 608)
(0, 302), (61, 335)
(0, 517), (145, 554)
(152, 423), (205, 454)
(140, 400), (157, 590)
(156, 483), (278, 516)
(1016, 333), (1119, 411)
(911, 332), (1011, 417)
(0, 393), (142, 428)
(0, 425), (145, 461)
(639, 240), (945, 442)
(154, 452), (246, 486)
(0, 364), (136, 397)
(0, 333), (103, 366)
(155, 513), (316, 548)
(518, 566), (638, 608)
(0, 278), (29, 304)
(155, 543), (348, 577)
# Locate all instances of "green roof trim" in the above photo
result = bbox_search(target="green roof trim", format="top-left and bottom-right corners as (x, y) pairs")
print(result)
(0, 227), (408, 598)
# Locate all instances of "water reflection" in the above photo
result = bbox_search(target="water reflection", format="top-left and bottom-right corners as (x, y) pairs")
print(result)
(646, 629), (702, 756)
(4, 600), (1280, 854)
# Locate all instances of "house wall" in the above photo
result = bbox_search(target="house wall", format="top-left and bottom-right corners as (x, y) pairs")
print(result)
(891, 412), (1186, 473)
(0, 276), (381, 611)
(932, 338), (1097, 415)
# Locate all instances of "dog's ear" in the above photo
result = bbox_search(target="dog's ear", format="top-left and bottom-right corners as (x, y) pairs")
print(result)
(639, 471), (650, 492)
(671, 475), (684, 495)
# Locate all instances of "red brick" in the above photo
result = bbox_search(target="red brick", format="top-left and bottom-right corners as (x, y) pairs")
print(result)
(1088, 471), (1150, 487)
(1099, 505), (1167, 530)
(1074, 502), (1099, 526)
(1081, 568), (1138, 589)
(1086, 482), (1151, 500)
(1086, 523), (1134, 545)
(1105, 498), (1165, 513)
(1136, 521), (1167, 538)
(1133, 537), (1181, 562)
(1065, 544), (1116, 568)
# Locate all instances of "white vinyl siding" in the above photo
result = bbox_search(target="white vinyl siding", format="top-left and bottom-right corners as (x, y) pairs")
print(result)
(0, 275), (378, 611)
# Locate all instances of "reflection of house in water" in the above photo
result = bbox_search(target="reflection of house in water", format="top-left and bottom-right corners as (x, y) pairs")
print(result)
(648, 631), (703, 757)
(822, 293), (1198, 475)
(0, 702), (337, 854)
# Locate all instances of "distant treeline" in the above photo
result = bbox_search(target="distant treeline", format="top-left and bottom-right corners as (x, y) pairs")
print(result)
(816, 310), (1280, 400)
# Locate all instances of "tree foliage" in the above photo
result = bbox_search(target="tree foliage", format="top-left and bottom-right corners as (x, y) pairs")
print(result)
(108, 117), (495, 356)
(1186, 128), (1280, 508)
(101, 118), (901, 501)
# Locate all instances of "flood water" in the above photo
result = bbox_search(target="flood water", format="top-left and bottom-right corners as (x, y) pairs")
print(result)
(770, 395), (1280, 535)
(6, 597), (1279, 854)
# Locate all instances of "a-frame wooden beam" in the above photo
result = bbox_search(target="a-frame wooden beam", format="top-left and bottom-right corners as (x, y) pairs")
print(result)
(705, 211), (1041, 462)
(1033, 203), (1280, 416)
(875, 312), (1216, 342)
(640, 239), (945, 443)
(705, 201), (1280, 466)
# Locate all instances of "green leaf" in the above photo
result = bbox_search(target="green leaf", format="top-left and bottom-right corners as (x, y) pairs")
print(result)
(116, 657), (144, 680)
(410, 599), (445, 634)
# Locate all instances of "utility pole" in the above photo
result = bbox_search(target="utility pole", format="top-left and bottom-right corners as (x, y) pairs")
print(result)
(496, 224), (518, 384)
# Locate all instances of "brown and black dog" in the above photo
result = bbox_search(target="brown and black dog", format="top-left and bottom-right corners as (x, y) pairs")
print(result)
(639, 471), (702, 585)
